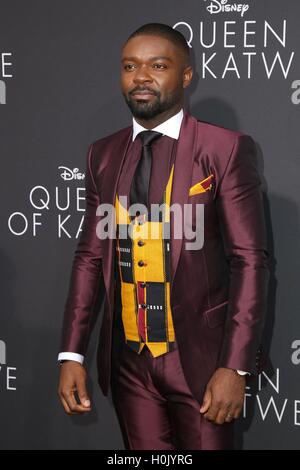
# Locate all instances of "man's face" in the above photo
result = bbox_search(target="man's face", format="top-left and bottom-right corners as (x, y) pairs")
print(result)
(121, 35), (192, 120)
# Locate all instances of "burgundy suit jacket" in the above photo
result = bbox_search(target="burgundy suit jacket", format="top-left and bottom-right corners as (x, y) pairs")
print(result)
(60, 110), (269, 404)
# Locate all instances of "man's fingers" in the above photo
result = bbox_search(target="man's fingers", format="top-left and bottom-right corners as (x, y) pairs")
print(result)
(233, 406), (243, 420)
(215, 405), (242, 424)
(216, 406), (233, 424)
(60, 395), (77, 415)
(63, 389), (79, 413)
(63, 390), (90, 414)
(199, 389), (212, 414)
(58, 362), (91, 415)
(77, 378), (91, 408)
(224, 411), (235, 423)
(203, 404), (219, 422)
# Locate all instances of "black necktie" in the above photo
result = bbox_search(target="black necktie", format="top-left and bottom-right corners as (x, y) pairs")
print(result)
(130, 130), (162, 214)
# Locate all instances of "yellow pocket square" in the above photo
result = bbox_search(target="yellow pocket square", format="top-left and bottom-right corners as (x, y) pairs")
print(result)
(189, 174), (215, 196)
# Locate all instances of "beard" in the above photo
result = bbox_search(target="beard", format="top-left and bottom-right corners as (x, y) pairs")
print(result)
(123, 87), (181, 120)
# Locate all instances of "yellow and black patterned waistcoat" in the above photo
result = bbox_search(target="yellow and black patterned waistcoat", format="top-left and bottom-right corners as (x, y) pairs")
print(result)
(114, 164), (176, 357)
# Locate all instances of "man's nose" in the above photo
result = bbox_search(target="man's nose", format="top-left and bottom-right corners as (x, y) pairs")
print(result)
(133, 65), (153, 84)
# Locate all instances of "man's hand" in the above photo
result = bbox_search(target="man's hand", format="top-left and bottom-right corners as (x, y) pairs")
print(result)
(199, 367), (246, 425)
(58, 361), (91, 415)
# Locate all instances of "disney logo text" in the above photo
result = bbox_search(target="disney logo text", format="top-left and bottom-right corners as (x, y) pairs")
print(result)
(204, 0), (249, 17)
(58, 166), (85, 181)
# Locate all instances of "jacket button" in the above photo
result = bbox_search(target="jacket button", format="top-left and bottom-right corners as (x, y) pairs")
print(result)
(138, 260), (145, 267)
(141, 282), (147, 288)
(138, 240), (145, 247)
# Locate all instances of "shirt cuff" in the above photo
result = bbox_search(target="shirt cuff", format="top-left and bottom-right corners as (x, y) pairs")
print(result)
(57, 352), (84, 364)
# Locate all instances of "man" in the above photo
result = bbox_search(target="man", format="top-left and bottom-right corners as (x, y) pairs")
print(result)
(57, 23), (269, 450)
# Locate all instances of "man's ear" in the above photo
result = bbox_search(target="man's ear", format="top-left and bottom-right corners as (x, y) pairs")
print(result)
(183, 65), (193, 89)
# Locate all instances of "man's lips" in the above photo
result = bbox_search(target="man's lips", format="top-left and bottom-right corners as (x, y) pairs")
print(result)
(131, 90), (156, 99)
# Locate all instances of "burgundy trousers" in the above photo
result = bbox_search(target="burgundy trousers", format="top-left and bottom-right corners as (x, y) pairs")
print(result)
(110, 341), (234, 450)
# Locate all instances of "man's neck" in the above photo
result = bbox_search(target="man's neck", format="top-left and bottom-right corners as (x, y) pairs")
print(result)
(133, 104), (183, 129)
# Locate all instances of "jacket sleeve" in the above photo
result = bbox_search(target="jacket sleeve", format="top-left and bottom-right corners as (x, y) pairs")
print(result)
(59, 143), (104, 356)
(216, 134), (269, 375)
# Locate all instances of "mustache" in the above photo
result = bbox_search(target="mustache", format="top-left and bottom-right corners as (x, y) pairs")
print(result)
(129, 87), (159, 96)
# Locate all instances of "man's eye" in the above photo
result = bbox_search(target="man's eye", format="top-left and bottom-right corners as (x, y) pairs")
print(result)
(124, 64), (135, 70)
(153, 63), (166, 69)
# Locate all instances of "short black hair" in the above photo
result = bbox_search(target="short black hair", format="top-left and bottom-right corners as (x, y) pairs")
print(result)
(125, 23), (190, 65)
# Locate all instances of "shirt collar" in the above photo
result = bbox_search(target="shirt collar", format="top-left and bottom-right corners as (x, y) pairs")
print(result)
(132, 108), (184, 141)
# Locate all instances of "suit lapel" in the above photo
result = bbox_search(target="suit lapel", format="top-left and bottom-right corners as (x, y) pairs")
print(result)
(170, 111), (198, 294)
(100, 127), (132, 307)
